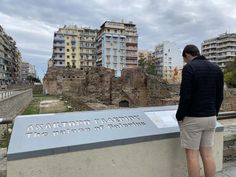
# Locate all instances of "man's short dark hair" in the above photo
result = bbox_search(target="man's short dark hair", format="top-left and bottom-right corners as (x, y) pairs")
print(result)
(182, 44), (200, 57)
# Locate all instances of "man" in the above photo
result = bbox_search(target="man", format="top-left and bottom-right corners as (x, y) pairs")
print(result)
(176, 44), (224, 177)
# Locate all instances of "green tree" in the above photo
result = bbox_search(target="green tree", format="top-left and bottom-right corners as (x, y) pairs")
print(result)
(27, 75), (41, 83)
(224, 70), (236, 87)
(146, 60), (157, 75)
(138, 59), (157, 76)
(138, 59), (145, 70)
(224, 58), (236, 87)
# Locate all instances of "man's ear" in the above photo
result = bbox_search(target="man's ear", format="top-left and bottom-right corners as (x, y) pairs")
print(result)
(184, 53), (192, 63)
(185, 53), (191, 58)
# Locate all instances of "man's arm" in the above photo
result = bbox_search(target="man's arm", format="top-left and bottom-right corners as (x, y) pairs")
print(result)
(176, 65), (194, 121)
(216, 70), (224, 115)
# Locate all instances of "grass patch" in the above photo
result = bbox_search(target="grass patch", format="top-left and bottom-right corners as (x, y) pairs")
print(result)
(0, 125), (12, 148)
(22, 94), (58, 115)
(22, 103), (39, 114)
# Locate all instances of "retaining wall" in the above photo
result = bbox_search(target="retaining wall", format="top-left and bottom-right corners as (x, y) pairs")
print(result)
(0, 89), (32, 119)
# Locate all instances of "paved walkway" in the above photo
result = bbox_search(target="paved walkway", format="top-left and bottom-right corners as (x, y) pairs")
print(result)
(217, 161), (236, 177)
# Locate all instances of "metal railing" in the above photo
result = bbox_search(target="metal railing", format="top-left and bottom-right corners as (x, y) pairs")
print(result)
(0, 91), (13, 100)
(218, 111), (236, 120)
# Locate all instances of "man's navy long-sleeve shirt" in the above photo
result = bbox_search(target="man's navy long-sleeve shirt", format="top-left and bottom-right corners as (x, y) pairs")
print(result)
(176, 55), (224, 121)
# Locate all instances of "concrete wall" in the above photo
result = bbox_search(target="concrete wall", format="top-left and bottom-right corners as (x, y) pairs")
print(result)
(0, 89), (32, 119)
(7, 132), (223, 177)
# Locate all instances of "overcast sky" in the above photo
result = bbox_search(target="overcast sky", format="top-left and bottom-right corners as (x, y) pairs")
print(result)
(1, 0), (236, 79)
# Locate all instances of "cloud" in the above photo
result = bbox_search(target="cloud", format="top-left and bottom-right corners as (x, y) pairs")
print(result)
(1, 0), (236, 79)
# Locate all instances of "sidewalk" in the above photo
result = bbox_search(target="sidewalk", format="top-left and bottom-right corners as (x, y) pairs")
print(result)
(217, 160), (236, 177)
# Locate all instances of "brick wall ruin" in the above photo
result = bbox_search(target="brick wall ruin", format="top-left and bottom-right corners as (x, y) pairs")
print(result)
(43, 67), (236, 110)
(43, 67), (179, 107)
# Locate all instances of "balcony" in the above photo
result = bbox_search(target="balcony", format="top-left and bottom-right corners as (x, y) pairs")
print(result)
(53, 43), (64, 47)
(53, 50), (65, 54)
(126, 47), (137, 51)
(53, 57), (65, 61)
(202, 45), (217, 50)
(53, 37), (64, 42)
(219, 38), (236, 43)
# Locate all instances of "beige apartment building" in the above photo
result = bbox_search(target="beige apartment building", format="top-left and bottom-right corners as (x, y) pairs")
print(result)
(96, 21), (138, 77)
(0, 25), (22, 86)
(201, 33), (236, 70)
(138, 50), (153, 61)
(52, 25), (97, 69)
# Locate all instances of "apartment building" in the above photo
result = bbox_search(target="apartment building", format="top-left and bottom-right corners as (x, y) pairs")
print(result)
(201, 33), (236, 70)
(21, 62), (30, 83)
(0, 25), (22, 86)
(20, 62), (37, 83)
(80, 28), (98, 68)
(29, 64), (36, 78)
(52, 25), (97, 69)
(96, 21), (138, 77)
(125, 22), (138, 68)
(154, 41), (183, 82)
(138, 50), (153, 61)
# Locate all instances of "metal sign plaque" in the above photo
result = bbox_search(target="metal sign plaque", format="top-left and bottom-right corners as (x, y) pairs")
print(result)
(7, 106), (223, 160)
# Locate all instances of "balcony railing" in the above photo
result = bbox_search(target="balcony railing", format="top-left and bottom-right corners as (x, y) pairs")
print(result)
(53, 43), (65, 47)
(0, 91), (14, 100)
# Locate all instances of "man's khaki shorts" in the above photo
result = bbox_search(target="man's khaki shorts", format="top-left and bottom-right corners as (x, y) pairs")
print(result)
(180, 116), (217, 150)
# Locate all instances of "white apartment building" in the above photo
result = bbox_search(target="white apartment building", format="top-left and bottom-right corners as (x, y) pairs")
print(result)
(29, 64), (36, 78)
(201, 33), (236, 70)
(154, 41), (183, 82)
(96, 21), (138, 77)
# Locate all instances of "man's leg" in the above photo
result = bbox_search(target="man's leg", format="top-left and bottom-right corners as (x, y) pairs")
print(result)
(185, 149), (200, 177)
(199, 147), (216, 177)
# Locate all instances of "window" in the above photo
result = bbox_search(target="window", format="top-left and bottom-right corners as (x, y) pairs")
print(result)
(60, 55), (62, 58)
(67, 55), (70, 58)
(60, 62), (62, 64)
(67, 49), (70, 52)
(72, 55), (75, 59)
(59, 48), (62, 51)
(67, 42), (69, 45)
